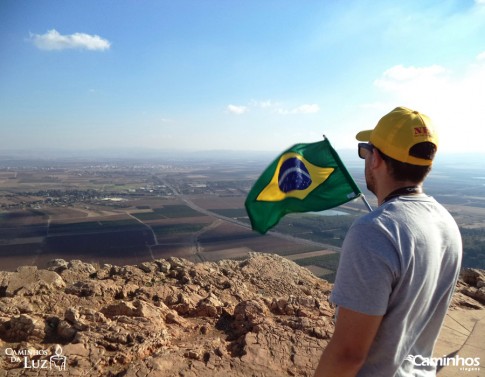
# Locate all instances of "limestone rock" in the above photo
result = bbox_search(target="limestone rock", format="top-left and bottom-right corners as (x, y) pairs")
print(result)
(452, 269), (485, 308)
(461, 268), (485, 288)
(0, 253), (481, 376)
(0, 266), (65, 297)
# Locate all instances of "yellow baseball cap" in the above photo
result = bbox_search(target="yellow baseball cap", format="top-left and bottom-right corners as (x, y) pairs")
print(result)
(356, 106), (438, 166)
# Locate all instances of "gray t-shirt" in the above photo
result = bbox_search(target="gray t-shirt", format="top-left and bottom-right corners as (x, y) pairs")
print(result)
(330, 194), (462, 376)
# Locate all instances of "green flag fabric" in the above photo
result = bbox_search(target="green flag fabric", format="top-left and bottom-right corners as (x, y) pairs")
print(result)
(245, 138), (362, 234)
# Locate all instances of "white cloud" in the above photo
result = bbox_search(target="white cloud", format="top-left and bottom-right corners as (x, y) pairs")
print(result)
(227, 104), (248, 114)
(374, 64), (449, 92)
(250, 99), (281, 109)
(30, 29), (111, 51)
(293, 104), (320, 114)
(239, 100), (320, 115)
(371, 60), (485, 152)
(477, 51), (485, 61)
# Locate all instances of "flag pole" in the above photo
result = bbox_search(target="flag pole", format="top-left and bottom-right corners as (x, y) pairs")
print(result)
(360, 194), (373, 212)
(321, 134), (373, 213)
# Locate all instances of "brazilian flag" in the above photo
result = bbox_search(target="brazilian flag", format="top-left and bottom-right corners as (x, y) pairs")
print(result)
(245, 138), (362, 234)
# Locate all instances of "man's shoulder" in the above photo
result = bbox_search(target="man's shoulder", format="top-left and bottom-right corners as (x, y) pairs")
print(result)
(351, 195), (451, 233)
(353, 205), (389, 227)
(362, 195), (450, 221)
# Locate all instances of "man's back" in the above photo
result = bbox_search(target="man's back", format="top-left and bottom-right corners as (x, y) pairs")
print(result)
(330, 195), (462, 376)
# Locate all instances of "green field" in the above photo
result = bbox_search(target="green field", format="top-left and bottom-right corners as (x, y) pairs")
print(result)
(460, 227), (485, 269)
(295, 253), (341, 282)
(276, 213), (358, 247)
(49, 219), (143, 234)
(209, 208), (247, 218)
(152, 223), (206, 237)
(132, 205), (205, 220)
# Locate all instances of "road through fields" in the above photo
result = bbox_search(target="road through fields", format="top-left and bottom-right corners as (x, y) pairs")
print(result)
(161, 179), (341, 256)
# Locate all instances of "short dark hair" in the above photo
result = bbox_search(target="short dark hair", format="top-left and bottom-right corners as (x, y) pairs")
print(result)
(376, 142), (436, 182)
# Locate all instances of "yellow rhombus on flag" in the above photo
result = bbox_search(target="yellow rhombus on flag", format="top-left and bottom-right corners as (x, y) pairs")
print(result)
(245, 138), (362, 234)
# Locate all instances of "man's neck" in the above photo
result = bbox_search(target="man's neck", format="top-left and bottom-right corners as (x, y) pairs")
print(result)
(378, 181), (422, 206)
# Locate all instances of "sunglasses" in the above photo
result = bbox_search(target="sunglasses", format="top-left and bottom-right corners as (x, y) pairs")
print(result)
(358, 143), (374, 159)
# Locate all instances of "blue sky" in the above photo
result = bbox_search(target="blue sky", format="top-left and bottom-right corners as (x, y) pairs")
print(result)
(1, 0), (485, 154)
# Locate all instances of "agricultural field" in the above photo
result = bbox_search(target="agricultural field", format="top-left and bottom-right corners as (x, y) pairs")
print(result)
(0, 155), (484, 274)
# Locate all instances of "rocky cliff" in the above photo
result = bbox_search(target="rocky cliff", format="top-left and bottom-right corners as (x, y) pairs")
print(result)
(0, 254), (484, 377)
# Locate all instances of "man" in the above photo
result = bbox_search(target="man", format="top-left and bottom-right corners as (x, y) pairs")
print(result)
(314, 107), (462, 377)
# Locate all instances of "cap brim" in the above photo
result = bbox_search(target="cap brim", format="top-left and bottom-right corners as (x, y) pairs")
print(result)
(356, 130), (372, 141)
